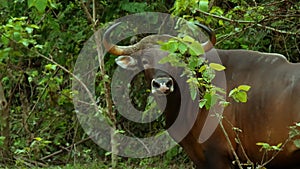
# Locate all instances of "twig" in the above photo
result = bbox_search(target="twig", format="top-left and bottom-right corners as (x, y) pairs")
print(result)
(224, 118), (254, 168)
(67, 120), (80, 163)
(218, 117), (243, 169)
(14, 157), (48, 168)
(40, 136), (91, 161)
(282, 35), (290, 59)
(260, 138), (290, 168)
(80, 0), (93, 24)
(36, 9), (51, 25)
(216, 24), (254, 45)
(196, 10), (299, 35)
(123, 125), (151, 154)
(256, 23), (298, 35)
(196, 9), (256, 24)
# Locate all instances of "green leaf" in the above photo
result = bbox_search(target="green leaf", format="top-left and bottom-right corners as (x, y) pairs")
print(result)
(1, 36), (9, 45)
(276, 143), (282, 148)
(228, 88), (237, 97)
(209, 63), (226, 71)
(235, 91), (247, 103)
(199, 99), (207, 108)
(28, 0), (34, 8)
(105, 151), (112, 156)
(35, 0), (48, 13)
(189, 41), (204, 56)
(114, 129), (125, 134)
(43, 140), (52, 144)
(160, 40), (178, 53)
(188, 56), (204, 69)
(256, 142), (270, 148)
(45, 64), (57, 71)
(229, 85), (251, 103)
(294, 139), (300, 148)
(187, 77), (198, 100)
(120, 2), (148, 13)
(199, 0), (208, 12)
(0, 0), (8, 8)
(29, 24), (40, 29)
(178, 42), (188, 54)
(220, 101), (230, 107)
(49, 0), (58, 9)
(168, 41), (179, 53)
(13, 32), (21, 41)
(198, 65), (207, 73)
(35, 45), (43, 49)
(25, 27), (34, 34)
(190, 87), (197, 101)
(34, 137), (43, 141)
(202, 67), (215, 82)
(203, 92), (218, 109)
(182, 35), (195, 43)
(28, 0), (48, 13)
(238, 85), (251, 91)
(210, 6), (224, 15)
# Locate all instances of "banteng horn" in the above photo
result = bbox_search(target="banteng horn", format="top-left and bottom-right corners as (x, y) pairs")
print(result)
(103, 22), (216, 56)
(195, 23), (216, 51)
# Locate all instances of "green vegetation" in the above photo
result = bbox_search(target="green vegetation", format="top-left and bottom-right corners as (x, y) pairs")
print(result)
(0, 0), (299, 168)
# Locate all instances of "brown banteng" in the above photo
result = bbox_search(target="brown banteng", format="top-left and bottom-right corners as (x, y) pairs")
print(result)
(104, 22), (300, 169)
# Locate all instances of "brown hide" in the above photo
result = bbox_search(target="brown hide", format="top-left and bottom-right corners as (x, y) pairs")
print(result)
(178, 49), (300, 169)
(104, 22), (300, 169)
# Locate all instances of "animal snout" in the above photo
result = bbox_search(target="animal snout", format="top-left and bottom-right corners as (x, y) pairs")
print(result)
(151, 77), (174, 95)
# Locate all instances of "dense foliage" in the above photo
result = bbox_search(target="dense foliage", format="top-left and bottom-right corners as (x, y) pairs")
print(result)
(0, 0), (299, 168)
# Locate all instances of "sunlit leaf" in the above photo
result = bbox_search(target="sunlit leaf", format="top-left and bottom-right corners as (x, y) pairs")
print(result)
(182, 35), (195, 43)
(34, 137), (42, 141)
(189, 41), (204, 56)
(45, 64), (57, 71)
(235, 91), (247, 103)
(28, 0), (48, 13)
(199, 99), (207, 108)
(178, 42), (188, 54)
(238, 85), (251, 91)
(209, 63), (226, 71)
(199, 0), (208, 12)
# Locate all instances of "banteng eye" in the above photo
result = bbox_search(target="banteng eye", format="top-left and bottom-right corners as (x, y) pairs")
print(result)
(142, 59), (149, 65)
(166, 80), (173, 88)
(152, 80), (160, 88)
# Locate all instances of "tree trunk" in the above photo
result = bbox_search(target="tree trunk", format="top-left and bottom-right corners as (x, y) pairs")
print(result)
(0, 81), (10, 161)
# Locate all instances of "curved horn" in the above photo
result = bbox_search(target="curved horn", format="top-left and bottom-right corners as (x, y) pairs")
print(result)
(103, 22), (216, 55)
(103, 22), (142, 56)
(195, 23), (216, 52)
(103, 22), (173, 56)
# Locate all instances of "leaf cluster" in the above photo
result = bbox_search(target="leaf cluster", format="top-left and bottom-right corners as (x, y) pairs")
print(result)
(171, 0), (300, 62)
(289, 122), (300, 148)
(159, 35), (227, 109)
(228, 85), (251, 103)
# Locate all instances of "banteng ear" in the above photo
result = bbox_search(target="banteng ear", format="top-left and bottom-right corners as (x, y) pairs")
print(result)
(115, 55), (137, 70)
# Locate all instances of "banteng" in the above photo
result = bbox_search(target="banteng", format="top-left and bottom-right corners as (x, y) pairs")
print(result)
(103, 22), (300, 169)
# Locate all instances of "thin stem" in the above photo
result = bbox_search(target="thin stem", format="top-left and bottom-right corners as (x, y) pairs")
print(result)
(218, 116), (243, 169)
(196, 10), (299, 35)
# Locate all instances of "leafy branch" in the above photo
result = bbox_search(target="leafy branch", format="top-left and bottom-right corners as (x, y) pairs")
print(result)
(196, 9), (299, 35)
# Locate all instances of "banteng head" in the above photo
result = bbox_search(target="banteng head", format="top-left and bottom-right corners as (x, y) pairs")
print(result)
(103, 22), (216, 96)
